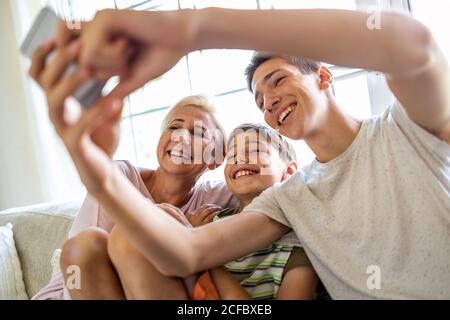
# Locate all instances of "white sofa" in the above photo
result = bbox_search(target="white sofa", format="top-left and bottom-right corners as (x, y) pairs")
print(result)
(0, 202), (80, 299)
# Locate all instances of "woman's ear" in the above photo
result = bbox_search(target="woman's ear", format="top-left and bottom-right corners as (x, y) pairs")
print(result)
(318, 66), (333, 91)
(282, 161), (298, 181)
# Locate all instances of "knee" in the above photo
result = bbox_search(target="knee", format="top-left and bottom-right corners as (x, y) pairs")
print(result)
(107, 226), (139, 263)
(60, 227), (109, 272)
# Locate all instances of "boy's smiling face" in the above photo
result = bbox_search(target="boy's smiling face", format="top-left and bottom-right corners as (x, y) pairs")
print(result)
(224, 131), (288, 200)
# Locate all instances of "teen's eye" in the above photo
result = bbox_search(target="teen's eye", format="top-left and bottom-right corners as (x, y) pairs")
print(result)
(257, 101), (265, 112)
(275, 76), (286, 86)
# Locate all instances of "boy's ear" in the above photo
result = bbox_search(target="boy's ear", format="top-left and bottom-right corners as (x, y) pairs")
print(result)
(207, 161), (222, 171)
(318, 66), (333, 91)
(207, 146), (226, 171)
(282, 161), (298, 181)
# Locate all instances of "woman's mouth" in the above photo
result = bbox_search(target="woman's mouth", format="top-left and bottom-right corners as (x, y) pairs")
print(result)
(167, 150), (192, 162)
(277, 103), (296, 126)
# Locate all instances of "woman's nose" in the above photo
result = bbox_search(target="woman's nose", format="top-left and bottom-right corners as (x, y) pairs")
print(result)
(174, 130), (191, 144)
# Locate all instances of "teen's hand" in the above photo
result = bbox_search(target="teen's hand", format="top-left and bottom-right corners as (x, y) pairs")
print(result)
(29, 38), (126, 195)
(186, 204), (222, 227)
(79, 9), (199, 98)
(29, 35), (125, 157)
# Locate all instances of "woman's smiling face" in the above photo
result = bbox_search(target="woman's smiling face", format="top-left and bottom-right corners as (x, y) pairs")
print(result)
(157, 105), (221, 178)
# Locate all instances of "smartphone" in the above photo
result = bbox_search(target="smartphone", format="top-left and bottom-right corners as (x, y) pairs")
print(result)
(20, 7), (104, 108)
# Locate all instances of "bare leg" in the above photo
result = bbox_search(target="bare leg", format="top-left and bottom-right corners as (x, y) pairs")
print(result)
(60, 227), (125, 300)
(107, 226), (189, 300)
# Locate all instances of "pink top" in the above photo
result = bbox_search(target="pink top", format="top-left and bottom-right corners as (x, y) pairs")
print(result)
(32, 160), (238, 300)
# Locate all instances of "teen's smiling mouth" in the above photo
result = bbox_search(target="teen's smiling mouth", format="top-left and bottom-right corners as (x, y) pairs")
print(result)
(277, 102), (297, 126)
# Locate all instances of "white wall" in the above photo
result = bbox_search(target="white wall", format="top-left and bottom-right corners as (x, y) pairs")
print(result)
(0, 0), (85, 210)
(0, 0), (45, 210)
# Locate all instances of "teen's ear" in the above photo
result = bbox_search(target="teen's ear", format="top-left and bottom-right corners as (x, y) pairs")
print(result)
(282, 161), (298, 181)
(318, 66), (333, 91)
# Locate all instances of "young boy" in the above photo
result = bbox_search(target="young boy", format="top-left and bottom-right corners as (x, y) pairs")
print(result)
(191, 123), (318, 300)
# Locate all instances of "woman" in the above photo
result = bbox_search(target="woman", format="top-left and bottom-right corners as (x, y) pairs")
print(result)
(32, 92), (238, 299)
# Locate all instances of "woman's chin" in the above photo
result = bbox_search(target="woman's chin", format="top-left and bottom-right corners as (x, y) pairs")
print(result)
(161, 162), (204, 177)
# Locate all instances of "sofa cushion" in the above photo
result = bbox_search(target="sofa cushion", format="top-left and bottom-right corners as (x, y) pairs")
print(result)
(0, 202), (79, 298)
(0, 223), (28, 300)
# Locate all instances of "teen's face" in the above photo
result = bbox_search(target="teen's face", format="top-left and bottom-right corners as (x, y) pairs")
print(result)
(224, 131), (286, 199)
(252, 58), (326, 140)
(157, 106), (219, 177)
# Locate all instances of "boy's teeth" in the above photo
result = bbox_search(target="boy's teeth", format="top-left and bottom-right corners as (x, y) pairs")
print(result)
(278, 106), (294, 125)
(235, 169), (257, 179)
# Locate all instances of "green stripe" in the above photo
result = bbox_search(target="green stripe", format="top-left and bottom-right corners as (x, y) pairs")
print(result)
(241, 274), (283, 285)
(226, 258), (289, 269)
(249, 290), (277, 300)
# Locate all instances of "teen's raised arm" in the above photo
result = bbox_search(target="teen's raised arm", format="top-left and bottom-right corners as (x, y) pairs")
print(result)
(80, 8), (449, 141)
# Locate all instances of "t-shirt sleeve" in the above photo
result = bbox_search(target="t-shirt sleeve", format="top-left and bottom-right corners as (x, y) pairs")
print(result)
(390, 101), (450, 160)
(242, 184), (291, 228)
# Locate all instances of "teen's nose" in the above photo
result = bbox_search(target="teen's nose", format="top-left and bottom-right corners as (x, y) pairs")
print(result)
(264, 96), (281, 113)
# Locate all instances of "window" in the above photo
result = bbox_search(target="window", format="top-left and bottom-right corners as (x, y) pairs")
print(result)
(49, 0), (401, 179)
(411, 0), (450, 60)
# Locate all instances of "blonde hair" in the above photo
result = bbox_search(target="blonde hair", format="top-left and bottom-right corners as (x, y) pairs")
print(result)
(160, 94), (227, 154)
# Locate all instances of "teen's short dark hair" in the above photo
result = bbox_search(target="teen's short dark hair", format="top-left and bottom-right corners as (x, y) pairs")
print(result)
(244, 53), (322, 92)
(227, 123), (297, 163)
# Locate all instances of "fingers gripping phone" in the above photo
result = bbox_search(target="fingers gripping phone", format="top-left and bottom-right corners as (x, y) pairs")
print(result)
(20, 7), (104, 109)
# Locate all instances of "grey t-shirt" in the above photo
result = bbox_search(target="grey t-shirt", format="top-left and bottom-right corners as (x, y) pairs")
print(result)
(243, 101), (450, 299)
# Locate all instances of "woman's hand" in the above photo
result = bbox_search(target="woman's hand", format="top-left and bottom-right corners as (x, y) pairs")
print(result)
(186, 204), (222, 227)
(78, 9), (199, 98)
(156, 203), (192, 227)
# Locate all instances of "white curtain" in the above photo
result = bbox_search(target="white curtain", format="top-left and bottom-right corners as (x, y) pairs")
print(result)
(0, 0), (85, 210)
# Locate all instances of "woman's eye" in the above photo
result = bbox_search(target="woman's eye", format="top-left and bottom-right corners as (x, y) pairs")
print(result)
(194, 131), (205, 138)
(169, 126), (179, 131)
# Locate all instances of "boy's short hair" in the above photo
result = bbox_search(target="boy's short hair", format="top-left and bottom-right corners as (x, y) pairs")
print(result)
(228, 123), (297, 163)
(244, 52), (322, 92)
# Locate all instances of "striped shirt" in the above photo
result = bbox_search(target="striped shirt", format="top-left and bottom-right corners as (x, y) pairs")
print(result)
(216, 208), (306, 300)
